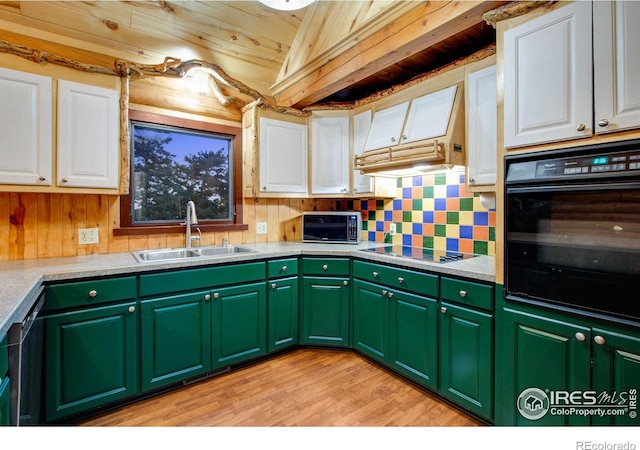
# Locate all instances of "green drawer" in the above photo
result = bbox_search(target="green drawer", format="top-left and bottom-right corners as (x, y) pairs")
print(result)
(353, 260), (438, 298)
(46, 276), (137, 312)
(267, 258), (299, 279)
(0, 334), (7, 378)
(302, 258), (350, 276)
(139, 261), (265, 297)
(440, 277), (493, 312)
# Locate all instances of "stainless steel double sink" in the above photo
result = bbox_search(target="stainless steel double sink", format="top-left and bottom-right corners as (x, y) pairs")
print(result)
(132, 245), (257, 263)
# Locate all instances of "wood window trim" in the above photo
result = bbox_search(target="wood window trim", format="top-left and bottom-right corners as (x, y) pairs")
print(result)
(113, 110), (248, 236)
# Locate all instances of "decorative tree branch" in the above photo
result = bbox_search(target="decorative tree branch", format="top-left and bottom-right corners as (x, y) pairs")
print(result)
(482, 1), (557, 27)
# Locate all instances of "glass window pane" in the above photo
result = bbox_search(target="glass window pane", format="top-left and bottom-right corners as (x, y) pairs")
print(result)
(131, 122), (233, 223)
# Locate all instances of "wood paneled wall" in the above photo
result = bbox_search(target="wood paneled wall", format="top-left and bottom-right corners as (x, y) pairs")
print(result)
(0, 193), (334, 261)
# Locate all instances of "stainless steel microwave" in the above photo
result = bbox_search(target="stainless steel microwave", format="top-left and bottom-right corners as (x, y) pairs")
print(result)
(302, 212), (362, 244)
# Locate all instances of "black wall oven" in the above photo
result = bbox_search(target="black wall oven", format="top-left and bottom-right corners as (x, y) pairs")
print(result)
(504, 139), (640, 323)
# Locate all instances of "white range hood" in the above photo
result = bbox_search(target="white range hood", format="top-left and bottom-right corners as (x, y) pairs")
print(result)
(354, 83), (465, 176)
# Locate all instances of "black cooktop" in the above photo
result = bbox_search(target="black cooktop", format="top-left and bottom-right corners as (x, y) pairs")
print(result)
(360, 246), (477, 263)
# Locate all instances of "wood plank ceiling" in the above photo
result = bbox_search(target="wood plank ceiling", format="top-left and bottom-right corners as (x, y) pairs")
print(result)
(0, 1), (506, 109)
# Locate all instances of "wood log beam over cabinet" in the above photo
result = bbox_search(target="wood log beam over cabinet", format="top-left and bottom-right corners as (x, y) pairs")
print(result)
(273, 1), (506, 109)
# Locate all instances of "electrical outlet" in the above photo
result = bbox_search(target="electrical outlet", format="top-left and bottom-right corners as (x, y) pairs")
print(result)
(389, 223), (396, 235)
(78, 228), (99, 245)
(256, 222), (267, 235)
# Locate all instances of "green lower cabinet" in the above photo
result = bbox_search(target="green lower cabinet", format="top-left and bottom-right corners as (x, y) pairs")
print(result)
(439, 302), (493, 420)
(498, 306), (591, 426)
(0, 376), (9, 426)
(140, 291), (212, 392)
(268, 277), (299, 352)
(212, 282), (267, 369)
(353, 279), (438, 389)
(45, 302), (139, 422)
(591, 327), (640, 426)
(301, 277), (350, 347)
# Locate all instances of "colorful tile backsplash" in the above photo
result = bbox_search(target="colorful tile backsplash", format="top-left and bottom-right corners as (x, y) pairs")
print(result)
(339, 170), (496, 256)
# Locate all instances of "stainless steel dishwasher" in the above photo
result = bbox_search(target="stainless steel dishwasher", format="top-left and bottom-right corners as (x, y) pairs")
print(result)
(8, 288), (45, 426)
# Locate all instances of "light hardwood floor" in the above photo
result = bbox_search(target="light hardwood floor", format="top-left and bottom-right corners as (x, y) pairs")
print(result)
(81, 348), (483, 427)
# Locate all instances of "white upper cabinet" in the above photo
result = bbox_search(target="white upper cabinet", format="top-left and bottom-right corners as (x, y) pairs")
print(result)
(401, 85), (457, 145)
(259, 117), (308, 194)
(466, 63), (497, 188)
(363, 101), (409, 151)
(57, 80), (120, 189)
(503, 1), (593, 148)
(352, 109), (373, 195)
(593, 0), (640, 134)
(0, 68), (53, 186)
(311, 115), (350, 195)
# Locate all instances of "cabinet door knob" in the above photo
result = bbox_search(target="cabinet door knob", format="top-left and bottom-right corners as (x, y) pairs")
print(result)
(60, 178), (68, 183)
(598, 119), (609, 127)
(271, 283), (277, 289)
(88, 290), (97, 298)
(213, 293), (220, 299)
(387, 292), (394, 298)
(440, 307), (447, 314)
(372, 271), (379, 278)
(576, 123), (586, 132)
(397, 277), (404, 284)
(322, 264), (328, 271)
(468, 177), (475, 184)
(575, 332), (586, 342)
(281, 266), (287, 273)
(38, 176), (46, 182)
(594, 335), (606, 345)
(390, 137), (396, 143)
(343, 280), (348, 286)
(204, 294), (211, 301)
(128, 306), (136, 313)
(459, 290), (467, 298)
(381, 290), (388, 296)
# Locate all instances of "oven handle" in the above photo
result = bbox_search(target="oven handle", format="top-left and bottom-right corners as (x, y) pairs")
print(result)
(506, 181), (640, 194)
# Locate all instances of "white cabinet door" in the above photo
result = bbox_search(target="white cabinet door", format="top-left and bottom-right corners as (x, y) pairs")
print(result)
(57, 80), (119, 188)
(466, 65), (497, 187)
(594, 0), (640, 134)
(503, 1), (592, 148)
(0, 68), (53, 186)
(401, 85), (457, 145)
(363, 101), (409, 151)
(259, 117), (308, 194)
(352, 109), (373, 195)
(311, 115), (349, 195)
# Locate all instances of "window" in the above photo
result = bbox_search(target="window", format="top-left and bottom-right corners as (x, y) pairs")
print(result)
(116, 110), (247, 235)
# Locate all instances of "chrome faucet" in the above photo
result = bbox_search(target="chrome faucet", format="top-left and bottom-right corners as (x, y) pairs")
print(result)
(185, 200), (200, 248)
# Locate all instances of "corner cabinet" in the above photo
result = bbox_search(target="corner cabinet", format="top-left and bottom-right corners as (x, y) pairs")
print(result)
(301, 258), (351, 347)
(267, 258), (299, 352)
(242, 105), (308, 197)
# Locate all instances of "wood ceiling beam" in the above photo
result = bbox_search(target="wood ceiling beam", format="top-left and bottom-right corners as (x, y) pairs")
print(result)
(274, 1), (506, 109)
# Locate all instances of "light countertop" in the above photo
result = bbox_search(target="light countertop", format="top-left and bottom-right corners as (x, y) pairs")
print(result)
(0, 241), (495, 337)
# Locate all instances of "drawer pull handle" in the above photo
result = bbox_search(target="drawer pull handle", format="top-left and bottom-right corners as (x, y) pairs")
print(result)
(373, 271), (379, 277)
(271, 283), (277, 289)
(213, 293), (220, 299)
(204, 294), (211, 301)
(343, 280), (348, 286)
(322, 264), (328, 271)
(397, 277), (404, 284)
(281, 266), (287, 272)
(459, 290), (467, 298)
(440, 307), (447, 314)
(88, 290), (98, 298)
(575, 332), (586, 342)
(594, 335), (606, 345)
(128, 306), (136, 313)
